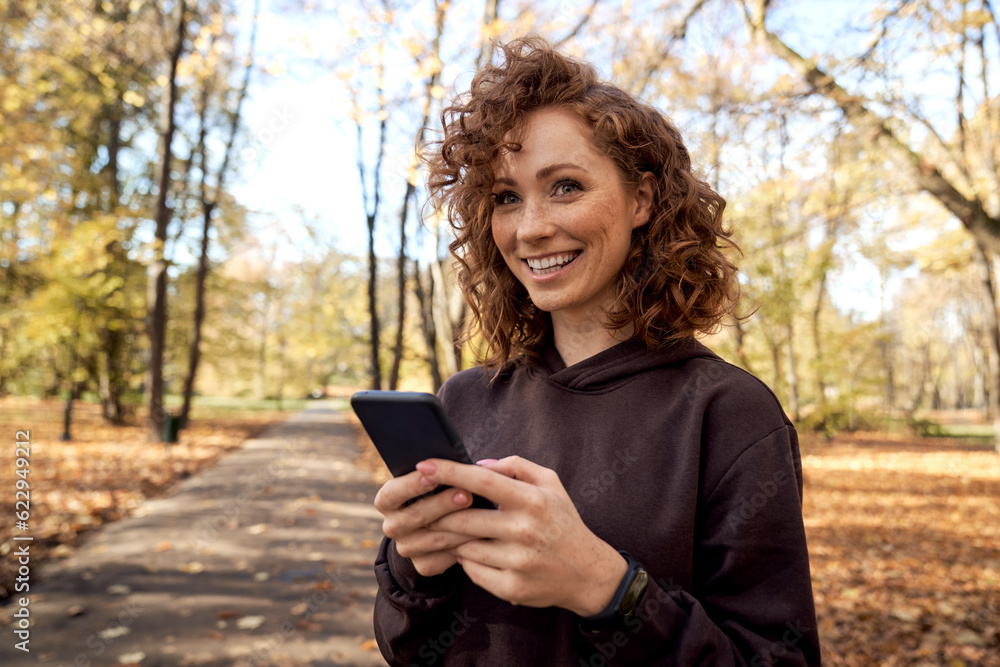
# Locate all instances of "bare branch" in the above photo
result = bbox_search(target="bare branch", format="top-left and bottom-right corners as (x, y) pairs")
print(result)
(476, 0), (500, 69)
(554, 0), (600, 47)
(851, 0), (914, 66)
(633, 0), (710, 97)
(739, 0), (1000, 253)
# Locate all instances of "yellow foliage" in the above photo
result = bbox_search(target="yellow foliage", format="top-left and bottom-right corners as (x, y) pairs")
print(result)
(2, 95), (21, 113)
(122, 90), (144, 108)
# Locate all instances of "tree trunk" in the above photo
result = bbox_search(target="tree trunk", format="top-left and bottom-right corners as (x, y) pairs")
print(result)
(731, 315), (754, 374)
(812, 270), (828, 408)
(976, 243), (1000, 453)
(413, 260), (443, 391)
(180, 198), (213, 424)
(476, 0), (499, 68)
(769, 336), (782, 399)
(180, 2), (257, 426)
(367, 213), (382, 390)
(388, 221), (408, 391)
(430, 257), (457, 377)
(356, 37), (388, 391)
(453, 300), (466, 373)
(784, 321), (799, 422)
(257, 292), (268, 400)
(147, 0), (185, 440)
(389, 1), (447, 389)
(100, 111), (125, 424)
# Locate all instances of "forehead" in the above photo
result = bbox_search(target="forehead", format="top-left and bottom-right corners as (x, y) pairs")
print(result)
(493, 107), (604, 177)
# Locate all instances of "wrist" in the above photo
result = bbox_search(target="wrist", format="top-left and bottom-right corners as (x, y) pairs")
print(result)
(568, 545), (629, 617)
(577, 550), (649, 630)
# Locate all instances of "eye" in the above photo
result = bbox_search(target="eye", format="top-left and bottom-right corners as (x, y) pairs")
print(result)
(554, 180), (582, 196)
(493, 191), (520, 206)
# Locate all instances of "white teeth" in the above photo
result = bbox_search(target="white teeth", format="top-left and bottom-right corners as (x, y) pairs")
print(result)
(526, 252), (580, 274)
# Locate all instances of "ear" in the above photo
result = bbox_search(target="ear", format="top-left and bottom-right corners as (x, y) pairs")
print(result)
(631, 172), (655, 229)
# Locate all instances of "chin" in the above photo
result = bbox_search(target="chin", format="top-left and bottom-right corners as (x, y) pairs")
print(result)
(525, 295), (562, 313)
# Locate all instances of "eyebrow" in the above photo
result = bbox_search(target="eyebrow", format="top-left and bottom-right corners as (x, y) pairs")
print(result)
(494, 162), (589, 187)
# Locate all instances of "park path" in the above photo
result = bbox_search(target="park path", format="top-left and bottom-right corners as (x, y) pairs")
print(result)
(1, 401), (389, 667)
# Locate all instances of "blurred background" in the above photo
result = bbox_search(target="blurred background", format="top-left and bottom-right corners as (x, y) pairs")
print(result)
(4, 0), (1000, 447)
(2, 2), (1000, 662)
(1, 0), (998, 442)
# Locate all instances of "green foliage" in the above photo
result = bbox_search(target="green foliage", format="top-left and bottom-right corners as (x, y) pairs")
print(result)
(801, 401), (880, 439)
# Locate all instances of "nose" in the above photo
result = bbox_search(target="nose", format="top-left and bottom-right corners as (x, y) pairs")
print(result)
(514, 199), (556, 245)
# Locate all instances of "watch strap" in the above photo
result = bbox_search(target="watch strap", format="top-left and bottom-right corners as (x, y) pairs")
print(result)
(578, 550), (648, 631)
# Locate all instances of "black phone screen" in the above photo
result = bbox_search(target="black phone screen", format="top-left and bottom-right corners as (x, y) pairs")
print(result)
(350, 390), (496, 509)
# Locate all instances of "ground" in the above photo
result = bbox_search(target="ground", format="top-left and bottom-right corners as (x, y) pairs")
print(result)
(0, 397), (292, 605)
(798, 431), (1000, 666)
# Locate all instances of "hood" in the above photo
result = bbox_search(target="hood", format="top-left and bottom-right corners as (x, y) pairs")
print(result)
(531, 333), (721, 391)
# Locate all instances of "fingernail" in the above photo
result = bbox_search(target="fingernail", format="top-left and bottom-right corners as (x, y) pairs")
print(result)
(476, 459), (498, 466)
(416, 460), (437, 475)
(419, 475), (434, 489)
(455, 556), (464, 564)
(453, 491), (468, 505)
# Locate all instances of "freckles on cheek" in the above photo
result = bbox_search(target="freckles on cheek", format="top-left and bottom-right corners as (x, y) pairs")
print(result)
(491, 218), (514, 259)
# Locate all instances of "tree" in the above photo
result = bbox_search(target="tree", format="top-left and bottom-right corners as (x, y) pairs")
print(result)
(737, 0), (1000, 449)
(147, 0), (188, 440)
(347, 2), (391, 391)
(179, 0), (258, 426)
(388, 0), (448, 390)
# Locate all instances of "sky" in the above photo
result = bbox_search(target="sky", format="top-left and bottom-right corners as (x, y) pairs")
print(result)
(230, 2), (367, 258)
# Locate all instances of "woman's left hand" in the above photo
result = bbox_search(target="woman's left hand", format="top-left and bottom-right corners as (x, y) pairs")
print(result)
(415, 456), (628, 617)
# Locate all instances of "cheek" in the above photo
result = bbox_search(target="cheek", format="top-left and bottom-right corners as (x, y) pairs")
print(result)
(491, 217), (516, 260)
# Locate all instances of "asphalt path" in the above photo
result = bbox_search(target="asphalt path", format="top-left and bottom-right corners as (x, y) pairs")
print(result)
(0, 401), (388, 667)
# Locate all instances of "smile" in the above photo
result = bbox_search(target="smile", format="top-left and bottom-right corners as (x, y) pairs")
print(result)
(525, 251), (581, 275)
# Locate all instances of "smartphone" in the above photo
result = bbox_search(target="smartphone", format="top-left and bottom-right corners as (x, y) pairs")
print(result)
(350, 390), (496, 509)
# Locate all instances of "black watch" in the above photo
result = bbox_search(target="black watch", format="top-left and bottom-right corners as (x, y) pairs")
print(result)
(579, 550), (649, 631)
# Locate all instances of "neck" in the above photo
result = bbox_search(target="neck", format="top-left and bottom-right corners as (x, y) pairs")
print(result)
(551, 312), (634, 367)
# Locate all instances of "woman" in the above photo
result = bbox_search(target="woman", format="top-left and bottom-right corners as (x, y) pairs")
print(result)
(372, 36), (820, 666)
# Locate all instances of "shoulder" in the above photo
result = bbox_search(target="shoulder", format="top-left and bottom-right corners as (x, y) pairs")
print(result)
(676, 354), (801, 499)
(678, 353), (791, 437)
(436, 366), (496, 413)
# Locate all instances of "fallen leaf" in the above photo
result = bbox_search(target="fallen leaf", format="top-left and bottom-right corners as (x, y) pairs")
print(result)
(100, 625), (130, 640)
(236, 615), (265, 630)
(115, 651), (145, 664)
(955, 630), (986, 646)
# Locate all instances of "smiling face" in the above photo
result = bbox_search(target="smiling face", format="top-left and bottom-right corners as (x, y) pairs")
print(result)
(490, 106), (652, 327)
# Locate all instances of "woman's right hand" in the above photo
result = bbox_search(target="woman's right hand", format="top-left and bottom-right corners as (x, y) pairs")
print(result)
(374, 469), (476, 577)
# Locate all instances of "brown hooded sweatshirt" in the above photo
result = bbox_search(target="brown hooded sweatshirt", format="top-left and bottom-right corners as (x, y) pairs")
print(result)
(373, 335), (821, 666)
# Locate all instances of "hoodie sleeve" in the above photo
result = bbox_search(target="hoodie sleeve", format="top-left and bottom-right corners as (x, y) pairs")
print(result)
(578, 425), (822, 666)
(373, 536), (467, 665)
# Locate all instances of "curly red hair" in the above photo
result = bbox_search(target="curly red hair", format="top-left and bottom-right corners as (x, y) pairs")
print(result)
(425, 36), (740, 375)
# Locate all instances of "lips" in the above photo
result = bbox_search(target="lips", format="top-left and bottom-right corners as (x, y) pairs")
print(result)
(525, 251), (581, 275)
